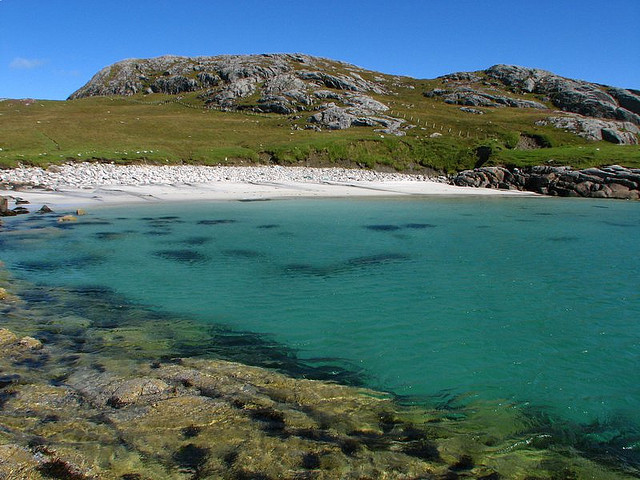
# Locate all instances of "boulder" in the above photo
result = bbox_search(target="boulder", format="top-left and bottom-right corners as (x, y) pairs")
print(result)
(310, 105), (354, 130)
(37, 204), (54, 214)
(106, 378), (172, 408)
(609, 88), (640, 115)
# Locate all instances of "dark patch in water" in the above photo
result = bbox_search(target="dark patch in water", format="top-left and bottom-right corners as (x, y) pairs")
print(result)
(301, 452), (321, 469)
(37, 459), (88, 480)
(534, 212), (553, 216)
(14, 353), (49, 369)
(238, 198), (271, 202)
(451, 454), (475, 471)
(402, 438), (441, 461)
(593, 205), (609, 209)
(548, 236), (579, 242)
(523, 407), (640, 474)
(144, 230), (172, 236)
(222, 249), (263, 259)
(286, 253), (408, 278)
(91, 363), (106, 373)
(603, 221), (636, 228)
(284, 263), (333, 277)
(172, 443), (209, 475)
(223, 450), (238, 468)
(364, 224), (400, 231)
(153, 249), (208, 264)
(94, 231), (126, 241)
(340, 438), (361, 456)
(0, 374), (20, 389)
(404, 223), (436, 229)
(180, 236), (211, 246)
(146, 219), (184, 227)
(0, 390), (17, 410)
(197, 219), (237, 225)
(257, 224), (279, 229)
(41, 414), (60, 424)
(157, 216), (181, 220)
(248, 407), (286, 433)
(15, 254), (104, 273)
(346, 253), (409, 267)
(182, 425), (202, 438)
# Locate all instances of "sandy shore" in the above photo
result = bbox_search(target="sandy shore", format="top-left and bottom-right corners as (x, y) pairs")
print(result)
(0, 163), (535, 211)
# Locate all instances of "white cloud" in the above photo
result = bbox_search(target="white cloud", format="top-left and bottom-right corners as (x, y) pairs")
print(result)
(9, 57), (47, 70)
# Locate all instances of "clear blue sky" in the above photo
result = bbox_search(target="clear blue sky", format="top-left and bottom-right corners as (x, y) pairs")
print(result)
(1, 0), (639, 100)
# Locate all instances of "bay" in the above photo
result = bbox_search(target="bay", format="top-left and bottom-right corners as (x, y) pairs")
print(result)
(2, 195), (640, 468)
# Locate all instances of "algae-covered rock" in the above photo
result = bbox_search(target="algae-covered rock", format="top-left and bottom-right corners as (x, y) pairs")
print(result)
(0, 444), (41, 480)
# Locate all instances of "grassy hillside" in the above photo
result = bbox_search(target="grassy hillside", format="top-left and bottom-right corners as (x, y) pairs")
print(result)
(1, 75), (639, 172)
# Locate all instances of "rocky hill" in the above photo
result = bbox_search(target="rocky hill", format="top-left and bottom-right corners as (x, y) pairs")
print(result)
(429, 64), (640, 145)
(69, 54), (640, 145)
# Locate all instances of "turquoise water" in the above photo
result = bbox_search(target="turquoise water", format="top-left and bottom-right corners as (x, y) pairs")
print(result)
(2, 196), (640, 462)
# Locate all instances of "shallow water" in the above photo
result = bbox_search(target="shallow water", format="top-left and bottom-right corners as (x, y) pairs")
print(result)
(2, 196), (640, 471)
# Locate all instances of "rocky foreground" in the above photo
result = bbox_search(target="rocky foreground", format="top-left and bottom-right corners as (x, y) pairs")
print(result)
(0, 264), (631, 479)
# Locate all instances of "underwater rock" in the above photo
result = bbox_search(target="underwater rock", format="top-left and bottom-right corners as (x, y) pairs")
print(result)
(36, 205), (53, 214)
(106, 378), (172, 408)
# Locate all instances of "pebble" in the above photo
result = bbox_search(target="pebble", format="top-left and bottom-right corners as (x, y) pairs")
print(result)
(0, 163), (440, 189)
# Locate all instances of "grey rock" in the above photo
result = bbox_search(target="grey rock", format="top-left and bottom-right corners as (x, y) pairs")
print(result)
(343, 93), (389, 112)
(256, 95), (295, 114)
(460, 107), (484, 114)
(427, 87), (546, 109)
(310, 105), (355, 130)
(439, 72), (482, 83)
(540, 115), (639, 144)
(609, 88), (640, 115)
(452, 165), (640, 199)
(485, 64), (640, 125)
(151, 75), (198, 94)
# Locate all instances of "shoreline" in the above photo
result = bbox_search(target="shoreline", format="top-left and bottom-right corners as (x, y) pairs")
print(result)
(0, 163), (537, 211)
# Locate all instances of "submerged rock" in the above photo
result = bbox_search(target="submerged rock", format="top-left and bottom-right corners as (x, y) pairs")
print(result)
(0, 267), (634, 479)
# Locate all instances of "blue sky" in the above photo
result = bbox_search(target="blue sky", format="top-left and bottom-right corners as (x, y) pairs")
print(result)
(1, 0), (639, 100)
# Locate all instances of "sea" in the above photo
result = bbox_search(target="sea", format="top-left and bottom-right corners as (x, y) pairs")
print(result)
(1, 195), (639, 473)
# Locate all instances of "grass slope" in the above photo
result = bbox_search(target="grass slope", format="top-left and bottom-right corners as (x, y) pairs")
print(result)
(1, 75), (639, 172)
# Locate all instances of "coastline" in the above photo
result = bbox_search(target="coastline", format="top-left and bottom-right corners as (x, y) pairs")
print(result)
(0, 163), (536, 212)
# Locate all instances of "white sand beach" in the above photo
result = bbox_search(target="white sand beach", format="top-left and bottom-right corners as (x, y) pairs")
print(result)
(0, 163), (535, 211)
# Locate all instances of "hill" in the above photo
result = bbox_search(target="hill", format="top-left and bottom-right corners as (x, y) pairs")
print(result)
(1, 53), (639, 172)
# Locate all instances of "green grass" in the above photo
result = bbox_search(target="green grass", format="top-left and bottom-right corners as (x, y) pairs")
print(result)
(1, 80), (638, 172)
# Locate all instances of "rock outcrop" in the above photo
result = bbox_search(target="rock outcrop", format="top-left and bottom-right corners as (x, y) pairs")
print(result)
(536, 115), (639, 145)
(425, 87), (547, 109)
(69, 53), (411, 135)
(452, 165), (640, 199)
(484, 65), (640, 125)
(429, 64), (640, 144)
